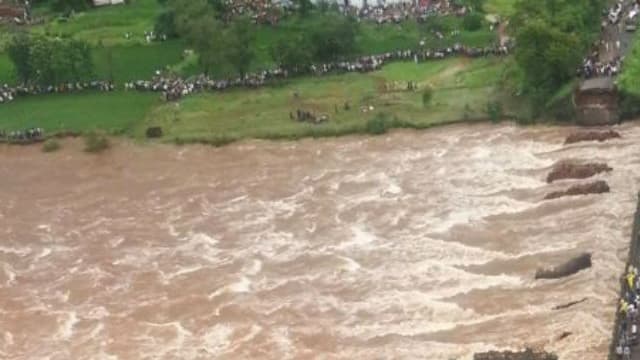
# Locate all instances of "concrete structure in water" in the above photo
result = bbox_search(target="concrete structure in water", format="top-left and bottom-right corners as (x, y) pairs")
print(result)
(574, 77), (620, 126)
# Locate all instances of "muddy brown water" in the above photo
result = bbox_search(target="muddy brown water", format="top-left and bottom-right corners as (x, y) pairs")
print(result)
(1, 123), (640, 359)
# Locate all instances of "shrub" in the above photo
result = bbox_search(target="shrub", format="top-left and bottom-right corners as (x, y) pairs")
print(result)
(422, 87), (433, 108)
(366, 113), (389, 135)
(462, 13), (483, 32)
(154, 10), (178, 39)
(84, 131), (110, 153)
(42, 139), (61, 153)
(487, 101), (503, 123)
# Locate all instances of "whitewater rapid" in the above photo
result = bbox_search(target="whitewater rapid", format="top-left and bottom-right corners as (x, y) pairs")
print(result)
(1, 122), (640, 359)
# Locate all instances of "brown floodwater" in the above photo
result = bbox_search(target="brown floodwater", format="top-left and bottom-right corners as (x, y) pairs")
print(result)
(1, 123), (639, 359)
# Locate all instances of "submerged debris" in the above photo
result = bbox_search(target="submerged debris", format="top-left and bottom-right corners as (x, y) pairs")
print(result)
(544, 180), (610, 200)
(546, 161), (612, 183)
(535, 253), (592, 280)
(564, 130), (621, 144)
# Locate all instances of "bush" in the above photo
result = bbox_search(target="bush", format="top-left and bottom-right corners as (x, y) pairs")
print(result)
(486, 101), (503, 123)
(84, 131), (110, 153)
(154, 10), (178, 39)
(42, 139), (61, 153)
(462, 13), (484, 31)
(422, 87), (433, 108)
(366, 113), (390, 135)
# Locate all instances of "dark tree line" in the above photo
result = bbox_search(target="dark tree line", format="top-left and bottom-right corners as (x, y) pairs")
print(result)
(161, 0), (358, 78)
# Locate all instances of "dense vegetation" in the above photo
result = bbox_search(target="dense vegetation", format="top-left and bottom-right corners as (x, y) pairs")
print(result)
(511, 0), (605, 112)
(6, 33), (93, 85)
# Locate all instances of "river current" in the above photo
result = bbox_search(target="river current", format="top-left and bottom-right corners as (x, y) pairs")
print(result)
(2, 123), (640, 359)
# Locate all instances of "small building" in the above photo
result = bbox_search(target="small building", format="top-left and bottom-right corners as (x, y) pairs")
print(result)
(574, 77), (620, 126)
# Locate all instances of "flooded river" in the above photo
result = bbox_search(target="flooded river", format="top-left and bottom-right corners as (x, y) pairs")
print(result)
(2, 123), (640, 359)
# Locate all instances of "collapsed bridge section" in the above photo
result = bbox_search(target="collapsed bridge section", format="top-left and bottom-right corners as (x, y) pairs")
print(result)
(574, 77), (620, 126)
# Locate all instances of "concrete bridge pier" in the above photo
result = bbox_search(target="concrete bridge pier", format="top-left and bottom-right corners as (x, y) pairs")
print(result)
(574, 77), (620, 126)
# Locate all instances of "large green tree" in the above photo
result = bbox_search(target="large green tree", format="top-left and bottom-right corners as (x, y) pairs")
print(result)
(512, 0), (605, 110)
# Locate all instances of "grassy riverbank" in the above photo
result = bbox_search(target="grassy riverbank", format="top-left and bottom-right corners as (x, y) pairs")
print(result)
(0, 57), (519, 144)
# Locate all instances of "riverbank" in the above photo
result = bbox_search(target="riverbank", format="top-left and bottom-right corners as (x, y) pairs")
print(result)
(0, 56), (527, 147)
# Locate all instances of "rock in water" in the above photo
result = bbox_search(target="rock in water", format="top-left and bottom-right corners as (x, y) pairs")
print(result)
(564, 130), (620, 144)
(544, 180), (610, 200)
(474, 349), (558, 360)
(546, 161), (612, 183)
(146, 127), (163, 138)
(535, 253), (592, 280)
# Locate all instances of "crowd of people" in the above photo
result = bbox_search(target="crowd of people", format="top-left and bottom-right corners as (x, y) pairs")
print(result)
(0, 41), (512, 105)
(0, 81), (115, 105)
(346, 0), (465, 24)
(126, 43), (511, 102)
(579, 54), (623, 78)
(0, 127), (44, 142)
(213, 0), (463, 25)
(578, 0), (634, 79)
(616, 265), (640, 359)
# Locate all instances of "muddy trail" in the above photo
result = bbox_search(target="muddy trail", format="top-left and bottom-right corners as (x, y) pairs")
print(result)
(1, 123), (640, 359)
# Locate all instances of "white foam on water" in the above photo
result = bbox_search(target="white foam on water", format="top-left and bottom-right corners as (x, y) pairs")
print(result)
(338, 256), (362, 272)
(0, 246), (32, 257)
(200, 324), (233, 355)
(3, 263), (16, 286)
(243, 259), (262, 276)
(159, 265), (203, 284)
(35, 247), (52, 260)
(335, 225), (376, 250)
(271, 327), (294, 359)
(108, 237), (125, 248)
(57, 312), (78, 340)
(208, 276), (252, 299)
(229, 276), (251, 293)
(85, 306), (110, 320)
(4, 331), (13, 346)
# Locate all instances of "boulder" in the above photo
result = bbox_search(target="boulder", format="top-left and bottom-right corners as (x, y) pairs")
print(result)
(535, 253), (592, 280)
(564, 130), (620, 144)
(474, 349), (558, 360)
(544, 180), (610, 200)
(146, 127), (163, 138)
(546, 161), (612, 183)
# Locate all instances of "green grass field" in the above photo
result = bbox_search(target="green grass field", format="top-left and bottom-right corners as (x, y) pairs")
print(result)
(0, 91), (158, 132)
(0, 58), (512, 143)
(93, 40), (186, 82)
(131, 57), (511, 143)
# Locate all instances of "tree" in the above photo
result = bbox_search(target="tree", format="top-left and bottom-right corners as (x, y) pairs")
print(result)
(270, 35), (313, 72)
(6, 32), (32, 84)
(462, 12), (483, 31)
(224, 17), (256, 78)
(512, 0), (604, 111)
(292, 0), (313, 17)
(171, 0), (226, 75)
(154, 10), (178, 39)
(309, 15), (358, 63)
(7, 34), (93, 86)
